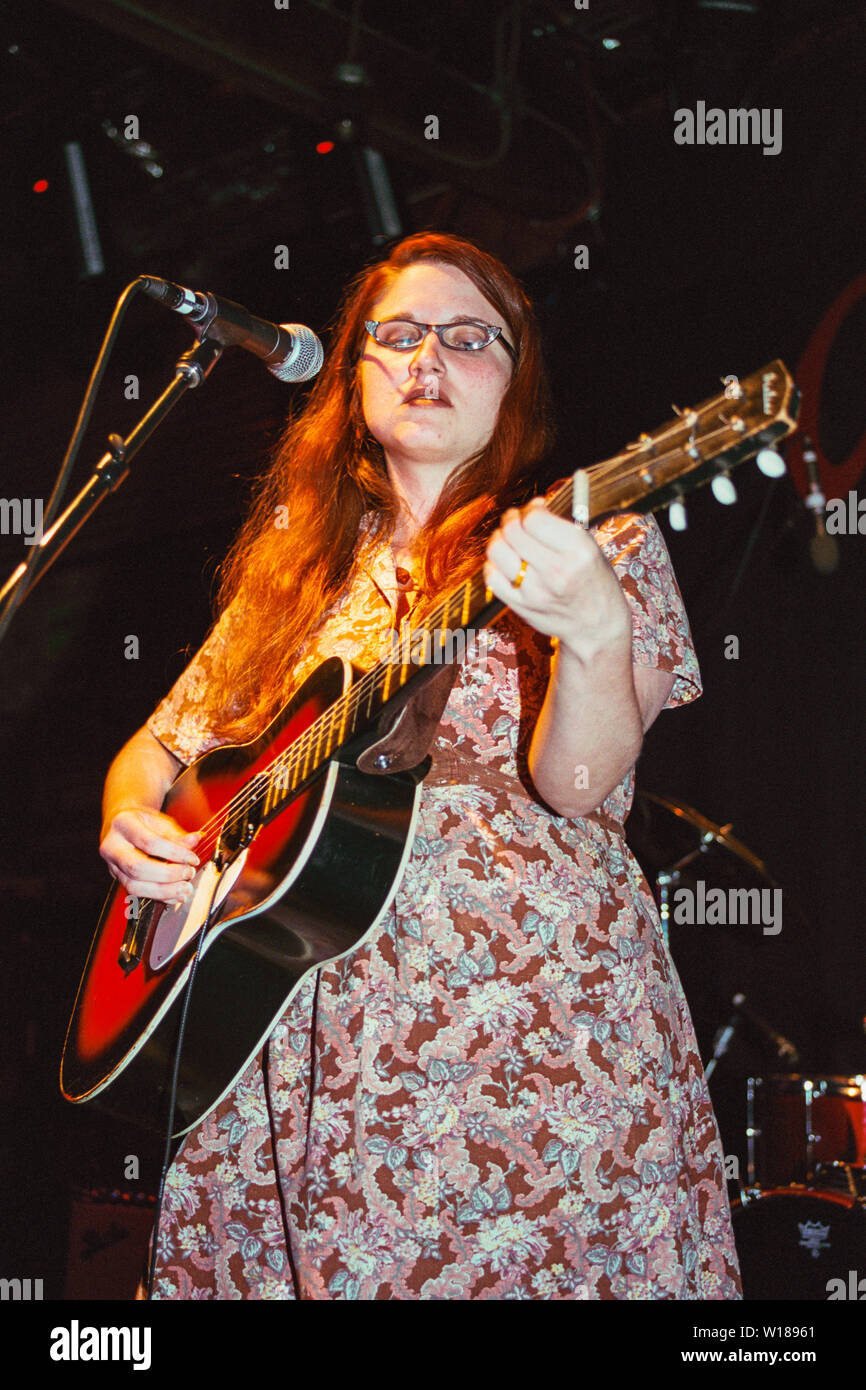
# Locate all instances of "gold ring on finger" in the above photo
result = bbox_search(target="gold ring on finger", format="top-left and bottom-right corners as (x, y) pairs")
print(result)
(512, 558), (529, 591)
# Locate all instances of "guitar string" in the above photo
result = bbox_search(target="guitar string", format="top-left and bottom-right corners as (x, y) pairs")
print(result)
(145, 398), (784, 883)
(161, 407), (777, 872)
(155, 409), (779, 877)
(202, 398), (778, 832)
(211, 402), (766, 823)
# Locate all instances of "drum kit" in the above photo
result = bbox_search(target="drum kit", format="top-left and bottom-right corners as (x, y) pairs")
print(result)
(627, 791), (866, 1301)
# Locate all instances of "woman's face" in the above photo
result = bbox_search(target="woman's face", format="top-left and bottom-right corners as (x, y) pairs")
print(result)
(358, 261), (514, 477)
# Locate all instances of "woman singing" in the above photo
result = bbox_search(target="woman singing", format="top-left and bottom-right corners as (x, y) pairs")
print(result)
(99, 232), (741, 1299)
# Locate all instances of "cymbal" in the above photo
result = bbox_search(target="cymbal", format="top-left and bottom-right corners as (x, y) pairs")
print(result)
(626, 791), (778, 889)
(625, 790), (790, 1067)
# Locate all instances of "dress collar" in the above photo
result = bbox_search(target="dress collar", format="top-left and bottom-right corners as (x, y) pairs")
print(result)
(357, 512), (422, 615)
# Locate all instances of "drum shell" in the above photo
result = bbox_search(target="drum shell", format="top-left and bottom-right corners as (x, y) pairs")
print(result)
(731, 1187), (866, 1300)
(750, 1075), (866, 1186)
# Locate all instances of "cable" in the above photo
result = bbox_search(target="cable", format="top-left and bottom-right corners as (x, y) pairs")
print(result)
(720, 475), (779, 614)
(145, 870), (223, 1300)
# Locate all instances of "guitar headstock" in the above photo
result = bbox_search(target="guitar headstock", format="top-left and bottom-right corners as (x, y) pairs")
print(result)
(549, 361), (800, 531)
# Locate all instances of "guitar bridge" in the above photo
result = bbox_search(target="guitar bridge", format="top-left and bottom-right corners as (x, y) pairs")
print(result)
(215, 807), (260, 867)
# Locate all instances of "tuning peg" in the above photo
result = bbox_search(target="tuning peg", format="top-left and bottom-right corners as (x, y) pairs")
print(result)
(756, 448), (786, 478)
(668, 498), (688, 531)
(711, 473), (737, 505)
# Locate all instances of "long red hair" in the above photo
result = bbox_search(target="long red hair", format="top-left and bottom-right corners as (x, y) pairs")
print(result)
(205, 231), (554, 743)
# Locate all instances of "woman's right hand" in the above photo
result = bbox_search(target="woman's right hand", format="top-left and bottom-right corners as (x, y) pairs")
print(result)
(99, 807), (201, 907)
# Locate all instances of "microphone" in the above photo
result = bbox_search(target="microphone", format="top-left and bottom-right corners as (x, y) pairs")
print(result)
(802, 438), (839, 575)
(139, 275), (324, 383)
(732, 993), (800, 1066)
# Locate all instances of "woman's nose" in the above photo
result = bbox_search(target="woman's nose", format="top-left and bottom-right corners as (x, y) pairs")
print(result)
(408, 329), (445, 370)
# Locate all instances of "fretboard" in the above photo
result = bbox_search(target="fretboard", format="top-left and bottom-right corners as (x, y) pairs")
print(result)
(239, 358), (797, 827)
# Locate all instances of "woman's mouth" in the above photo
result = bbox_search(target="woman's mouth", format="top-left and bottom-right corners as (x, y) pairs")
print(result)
(404, 385), (451, 406)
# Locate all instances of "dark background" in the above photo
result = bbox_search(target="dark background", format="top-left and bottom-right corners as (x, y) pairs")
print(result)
(1, 0), (864, 1298)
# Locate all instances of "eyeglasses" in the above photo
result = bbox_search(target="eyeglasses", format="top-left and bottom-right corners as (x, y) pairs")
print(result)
(364, 318), (516, 362)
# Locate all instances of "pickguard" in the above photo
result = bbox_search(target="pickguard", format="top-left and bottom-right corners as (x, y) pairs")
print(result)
(148, 851), (249, 971)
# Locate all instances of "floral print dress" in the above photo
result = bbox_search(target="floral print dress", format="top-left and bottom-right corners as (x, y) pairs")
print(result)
(145, 510), (741, 1300)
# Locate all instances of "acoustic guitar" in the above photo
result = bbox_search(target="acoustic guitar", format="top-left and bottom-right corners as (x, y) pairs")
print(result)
(60, 362), (799, 1135)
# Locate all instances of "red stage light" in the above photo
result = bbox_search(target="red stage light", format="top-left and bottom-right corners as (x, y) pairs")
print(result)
(315, 141), (335, 155)
(32, 179), (49, 193)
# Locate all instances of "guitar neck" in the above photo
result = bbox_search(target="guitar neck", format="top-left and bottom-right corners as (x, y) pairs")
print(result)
(250, 359), (799, 823)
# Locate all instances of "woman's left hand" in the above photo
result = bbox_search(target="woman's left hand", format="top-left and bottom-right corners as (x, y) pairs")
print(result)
(483, 497), (633, 665)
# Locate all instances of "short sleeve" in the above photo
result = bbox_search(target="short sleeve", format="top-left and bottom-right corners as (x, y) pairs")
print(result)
(593, 511), (701, 709)
(146, 598), (245, 765)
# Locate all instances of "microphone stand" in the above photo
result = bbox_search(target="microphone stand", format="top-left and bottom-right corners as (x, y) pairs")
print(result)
(0, 337), (223, 644)
(705, 1012), (741, 1081)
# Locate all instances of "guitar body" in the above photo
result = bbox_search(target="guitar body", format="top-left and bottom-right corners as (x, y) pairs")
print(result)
(61, 656), (426, 1135)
